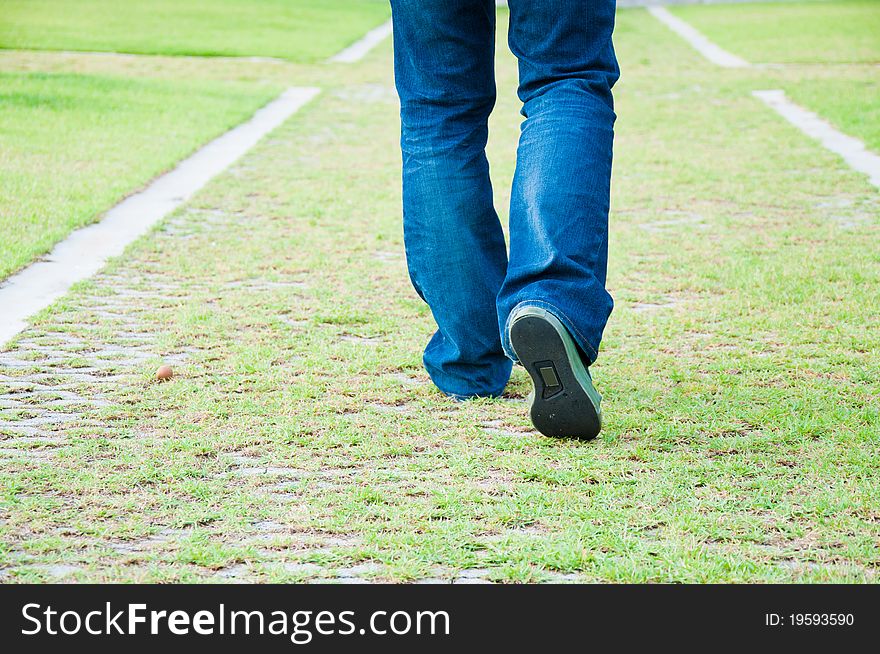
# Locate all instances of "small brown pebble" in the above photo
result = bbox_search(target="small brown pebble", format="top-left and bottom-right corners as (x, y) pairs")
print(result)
(155, 365), (174, 381)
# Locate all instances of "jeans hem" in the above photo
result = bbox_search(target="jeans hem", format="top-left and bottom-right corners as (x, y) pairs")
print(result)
(501, 299), (600, 365)
(426, 369), (510, 400)
(431, 377), (509, 400)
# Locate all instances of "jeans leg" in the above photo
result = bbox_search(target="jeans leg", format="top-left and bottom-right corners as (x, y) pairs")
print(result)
(498, 0), (620, 365)
(390, 0), (512, 397)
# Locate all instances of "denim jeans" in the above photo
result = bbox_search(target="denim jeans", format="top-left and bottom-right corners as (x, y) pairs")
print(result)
(390, 0), (619, 398)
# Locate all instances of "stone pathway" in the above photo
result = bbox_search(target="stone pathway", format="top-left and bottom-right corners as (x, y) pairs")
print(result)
(0, 88), (319, 346)
(0, 195), (546, 583)
(649, 6), (880, 191)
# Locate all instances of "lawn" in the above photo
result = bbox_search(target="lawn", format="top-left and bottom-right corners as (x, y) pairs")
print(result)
(0, 72), (278, 281)
(785, 76), (880, 152)
(0, 0), (390, 62)
(1, 8), (878, 583)
(671, 0), (880, 64)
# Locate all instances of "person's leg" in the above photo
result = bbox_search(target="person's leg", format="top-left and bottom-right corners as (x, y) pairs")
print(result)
(498, 0), (620, 366)
(390, 0), (511, 397)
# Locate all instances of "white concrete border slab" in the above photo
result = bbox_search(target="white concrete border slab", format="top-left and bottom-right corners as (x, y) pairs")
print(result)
(648, 6), (750, 68)
(54, 50), (286, 64)
(0, 86), (320, 347)
(328, 19), (393, 63)
(753, 89), (880, 190)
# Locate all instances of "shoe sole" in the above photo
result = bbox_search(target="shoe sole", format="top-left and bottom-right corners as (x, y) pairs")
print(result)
(509, 308), (602, 440)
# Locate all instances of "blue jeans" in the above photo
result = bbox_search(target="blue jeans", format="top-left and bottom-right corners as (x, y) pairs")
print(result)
(390, 0), (619, 398)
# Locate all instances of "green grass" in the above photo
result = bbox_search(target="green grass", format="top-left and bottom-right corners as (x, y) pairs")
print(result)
(0, 0), (390, 62)
(0, 72), (278, 280)
(785, 76), (880, 152)
(1, 6), (878, 583)
(671, 0), (880, 64)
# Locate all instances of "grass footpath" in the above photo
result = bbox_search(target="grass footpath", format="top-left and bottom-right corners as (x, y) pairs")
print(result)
(669, 0), (880, 169)
(0, 71), (278, 280)
(784, 76), (880, 153)
(671, 0), (880, 64)
(0, 0), (390, 62)
(0, 7), (878, 582)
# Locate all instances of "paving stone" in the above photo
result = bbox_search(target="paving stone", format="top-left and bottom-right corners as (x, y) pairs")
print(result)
(106, 535), (171, 554)
(335, 562), (382, 578)
(339, 335), (382, 346)
(282, 562), (323, 575)
(390, 372), (426, 387)
(9, 434), (67, 444)
(35, 564), (81, 578)
(637, 212), (706, 233)
(372, 250), (403, 262)
(8, 412), (78, 426)
(224, 278), (307, 291)
(0, 424), (44, 437)
(456, 568), (492, 579)
(632, 299), (680, 312)
(216, 564), (252, 580)
(368, 402), (413, 414)
(480, 421), (523, 437)
(0, 447), (58, 461)
(232, 466), (300, 478)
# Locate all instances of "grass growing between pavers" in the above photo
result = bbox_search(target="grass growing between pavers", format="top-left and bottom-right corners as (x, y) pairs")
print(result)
(1, 9), (879, 583)
(671, 0), (880, 64)
(0, 71), (279, 280)
(0, 0), (389, 62)
(659, 1), (880, 157)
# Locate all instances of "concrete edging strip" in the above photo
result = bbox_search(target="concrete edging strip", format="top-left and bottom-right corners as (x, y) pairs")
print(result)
(0, 86), (321, 347)
(328, 19), (393, 63)
(754, 89), (880, 190)
(648, 6), (750, 68)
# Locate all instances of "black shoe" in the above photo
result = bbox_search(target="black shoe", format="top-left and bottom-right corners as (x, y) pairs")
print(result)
(508, 306), (602, 440)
